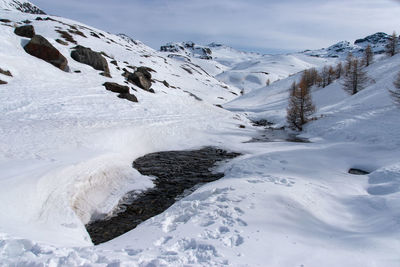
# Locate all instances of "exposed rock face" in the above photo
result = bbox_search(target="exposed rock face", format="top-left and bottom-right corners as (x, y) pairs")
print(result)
(14, 25), (35, 38)
(71, 45), (110, 77)
(160, 41), (212, 60)
(355, 32), (390, 45)
(127, 67), (152, 91)
(24, 35), (68, 71)
(103, 82), (129, 94)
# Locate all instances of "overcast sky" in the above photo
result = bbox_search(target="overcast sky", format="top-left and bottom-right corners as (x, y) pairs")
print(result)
(32, 0), (400, 54)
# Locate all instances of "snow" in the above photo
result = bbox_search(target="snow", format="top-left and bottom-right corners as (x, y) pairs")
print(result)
(161, 42), (336, 93)
(1, 4), (400, 267)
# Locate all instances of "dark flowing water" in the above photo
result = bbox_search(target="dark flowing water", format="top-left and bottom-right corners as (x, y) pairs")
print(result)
(245, 128), (310, 143)
(86, 147), (240, 245)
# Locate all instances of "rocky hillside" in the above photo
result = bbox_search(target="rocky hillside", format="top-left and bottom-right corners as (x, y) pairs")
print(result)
(0, 0), (45, 14)
(160, 32), (397, 93)
(302, 32), (395, 58)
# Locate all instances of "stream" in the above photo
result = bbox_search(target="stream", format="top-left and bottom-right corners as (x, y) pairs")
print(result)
(86, 147), (240, 245)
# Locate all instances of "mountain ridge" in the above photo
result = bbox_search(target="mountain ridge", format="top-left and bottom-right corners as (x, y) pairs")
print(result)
(0, 0), (45, 14)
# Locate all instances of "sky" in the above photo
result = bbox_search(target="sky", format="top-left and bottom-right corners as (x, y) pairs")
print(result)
(31, 0), (400, 54)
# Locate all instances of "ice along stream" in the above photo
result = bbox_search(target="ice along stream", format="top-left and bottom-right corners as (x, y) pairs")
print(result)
(86, 147), (240, 245)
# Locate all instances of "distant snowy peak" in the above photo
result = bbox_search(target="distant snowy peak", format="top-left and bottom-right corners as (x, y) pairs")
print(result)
(160, 41), (212, 60)
(0, 0), (45, 14)
(303, 32), (393, 58)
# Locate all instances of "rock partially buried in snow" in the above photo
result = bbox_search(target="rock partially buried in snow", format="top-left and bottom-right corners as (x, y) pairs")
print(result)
(118, 93), (138, 102)
(103, 82), (138, 102)
(71, 45), (110, 77)
(24, 35), (69, 71)
(103, 82), (129, 94)
(127, 67), (152, 91)
(14, 25), (35, 38)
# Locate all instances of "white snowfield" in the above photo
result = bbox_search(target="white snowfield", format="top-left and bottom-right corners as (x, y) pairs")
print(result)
(1, 2), (400, 266)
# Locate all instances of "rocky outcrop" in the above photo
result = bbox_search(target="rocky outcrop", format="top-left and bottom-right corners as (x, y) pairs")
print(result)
(160, 41), (212, 60)
(24, 35), (68, 71)
(71, 45), (110, 77)
(103, 82), (129, 94)
(0, 0), (45, 14)
(127, 67), (152, 91)
(118, 93), (138, 103)
(14, 24), (35, 38)
(103, 82), (138, 103)
(355, 32), (390, 45)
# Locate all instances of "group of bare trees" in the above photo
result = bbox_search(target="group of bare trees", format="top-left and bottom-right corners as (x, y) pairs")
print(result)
(342, 53), (370, 95)
(387, 31), (400, 106)
(390, 71), (400, 106)
(286, 31), (400, 131)
(386, 31), (398, 57)
(286, 53), (370, 130)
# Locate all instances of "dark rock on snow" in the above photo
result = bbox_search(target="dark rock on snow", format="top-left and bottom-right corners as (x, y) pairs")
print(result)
(118, 93), (138, 103)
(14, 25), (35, 38)
(0, 68), (12, 77)
(24, 35), (69, 71)
(103, 82), (129, 94)
(127, 67), (152, 91)
(0, 80), (7, 85)
(71, 45), (110, 77)
(55, 39), (68, 46)
(162, 80), (169, 87)
(348, 168), (370, 175)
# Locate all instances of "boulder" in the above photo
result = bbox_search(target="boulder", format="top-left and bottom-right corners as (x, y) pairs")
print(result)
(24, 35), (68, 71)
(127, 67), (152, 91)
(118, 93), (138, 103)
(14, 25), (35, 38)
(0, 80), (7, 85)
(71, 45), (110, 76)
(0, 68), (12, 77)
(103, 82), (129, 94)
(162, 80), (170, 87)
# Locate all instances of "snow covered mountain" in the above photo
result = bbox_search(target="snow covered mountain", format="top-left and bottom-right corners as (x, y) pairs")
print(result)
(303, 32), (394, 58)
(160, 32), (395, 93)
(0, 0), (45, 14)
(1, 1), (400, 266)
(160, 41), (336, 93)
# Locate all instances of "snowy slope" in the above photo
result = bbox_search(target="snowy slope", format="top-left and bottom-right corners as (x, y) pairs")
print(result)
(0, 0), (45, 14)
(161, 32), (397, 94)
(0, 8), (246, 247)
(302, 32), (395, 58)
(1, 2), (400, 267)
(161, 42), (336, 93)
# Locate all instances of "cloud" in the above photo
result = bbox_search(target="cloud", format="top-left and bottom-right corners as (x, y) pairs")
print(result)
(32, 0), (400, 53)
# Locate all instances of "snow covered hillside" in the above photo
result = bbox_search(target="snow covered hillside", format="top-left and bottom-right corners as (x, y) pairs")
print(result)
(160, 41), (336, 93)
(0, 3), (244, 247)
(160, 32), (395, 94)
(0, 0), (44, 14)
(1, 1), (400, 266)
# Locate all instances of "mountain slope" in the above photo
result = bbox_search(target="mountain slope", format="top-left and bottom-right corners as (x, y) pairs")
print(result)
(161, 32), (397, 94)
(160, 41), (336, 93)
(1, 2), (400, 267)
(0, 0), (45, 14)
(0, 6), (245, 247)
